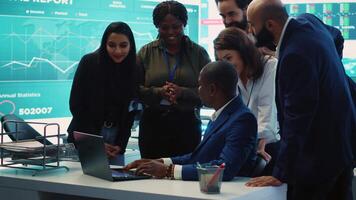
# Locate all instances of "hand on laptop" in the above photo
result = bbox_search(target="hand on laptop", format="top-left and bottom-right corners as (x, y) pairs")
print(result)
(104, 143), (121, 158)
(124, 159), (165, 178)
(136, 160), (167, 178)
(124, 159), (151, 170)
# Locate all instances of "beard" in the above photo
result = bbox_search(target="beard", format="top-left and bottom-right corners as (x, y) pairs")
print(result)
(225, 15), (248, 30)
(255, 26), (276, 51)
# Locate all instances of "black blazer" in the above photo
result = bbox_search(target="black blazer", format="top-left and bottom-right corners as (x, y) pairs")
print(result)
(273, 14), (356, 184)
(67, 52), (137, 153)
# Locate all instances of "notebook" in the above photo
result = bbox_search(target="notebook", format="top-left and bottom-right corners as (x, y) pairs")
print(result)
(73, 131), (150, 181)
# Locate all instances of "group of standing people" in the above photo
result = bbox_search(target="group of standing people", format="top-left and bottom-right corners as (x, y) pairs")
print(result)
(67, 0), (356, 199)
(68, 0), (211, 164)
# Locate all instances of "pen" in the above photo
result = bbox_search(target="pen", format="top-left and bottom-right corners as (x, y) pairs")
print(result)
(206, 163), (225, 188)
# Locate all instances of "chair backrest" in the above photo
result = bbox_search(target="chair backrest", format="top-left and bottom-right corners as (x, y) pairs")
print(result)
(0, 114), (52, 145)
(250, 154), (267, 177)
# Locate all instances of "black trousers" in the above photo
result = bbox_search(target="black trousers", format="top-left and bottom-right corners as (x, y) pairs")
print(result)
(139, 107), (201, 159)
(287, 165), (354, 200)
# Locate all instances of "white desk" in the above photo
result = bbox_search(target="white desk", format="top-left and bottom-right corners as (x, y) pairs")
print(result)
(0, 162), (286, 200)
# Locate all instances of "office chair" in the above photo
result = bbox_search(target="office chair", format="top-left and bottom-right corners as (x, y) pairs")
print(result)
(250, 154), (267, 177)
(0, 114), (52, 145)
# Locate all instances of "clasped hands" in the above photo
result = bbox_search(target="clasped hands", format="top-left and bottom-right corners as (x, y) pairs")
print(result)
(123, 159), (167, 178)
(161, 82), (182, 104)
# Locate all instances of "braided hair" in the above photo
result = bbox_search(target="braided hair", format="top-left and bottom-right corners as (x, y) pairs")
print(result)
(153, 0), (188, 28)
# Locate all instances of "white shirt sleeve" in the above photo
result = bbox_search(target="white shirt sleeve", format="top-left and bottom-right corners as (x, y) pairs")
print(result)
(162, 158), (173, 165)
(173, 165), (182, 180)
(256, 57), (279, 144)
(162, 158), (182, 179)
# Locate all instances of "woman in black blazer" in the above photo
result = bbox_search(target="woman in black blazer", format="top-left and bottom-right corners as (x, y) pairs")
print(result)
(67, 22), (138, 164)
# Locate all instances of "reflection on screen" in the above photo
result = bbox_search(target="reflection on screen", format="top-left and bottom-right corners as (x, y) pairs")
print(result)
(111, 170), (131, 178)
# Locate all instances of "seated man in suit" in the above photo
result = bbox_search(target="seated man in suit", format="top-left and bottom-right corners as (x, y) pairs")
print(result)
(124, 61), (257, 181)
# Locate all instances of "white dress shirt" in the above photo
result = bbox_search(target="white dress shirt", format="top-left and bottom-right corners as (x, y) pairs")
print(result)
(210, 96), (236, 121)
(236, 56), (280, 144)
(162, 97), (237, 179)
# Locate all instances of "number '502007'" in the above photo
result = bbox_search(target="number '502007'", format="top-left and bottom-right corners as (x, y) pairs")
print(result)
(19, 107), (53, 116)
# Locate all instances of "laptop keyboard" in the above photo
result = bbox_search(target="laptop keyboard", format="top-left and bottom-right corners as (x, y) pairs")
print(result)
(111, 170), (151, 181)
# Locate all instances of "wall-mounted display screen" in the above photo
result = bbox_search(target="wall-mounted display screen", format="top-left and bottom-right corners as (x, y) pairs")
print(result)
(0, 0), (354, 122)
(283, 0), (356, 78)
(0, 0), (199, 119)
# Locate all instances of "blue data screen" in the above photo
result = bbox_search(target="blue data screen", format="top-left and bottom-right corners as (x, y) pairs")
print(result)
(0, 0), (199, 119)
(284, 1), (356, 78)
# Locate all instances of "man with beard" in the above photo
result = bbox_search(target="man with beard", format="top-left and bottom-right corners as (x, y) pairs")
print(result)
(215, 0), (276, 52)
(245, 0), (356, 199)
(215, 0), (249, 30)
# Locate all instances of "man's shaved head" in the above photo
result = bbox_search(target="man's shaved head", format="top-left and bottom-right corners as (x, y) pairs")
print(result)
(246, 0), (288, 48)
(247, 0), (287, 26)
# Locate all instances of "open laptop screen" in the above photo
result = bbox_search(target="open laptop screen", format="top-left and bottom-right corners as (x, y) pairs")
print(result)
(73, 131), (150, 181)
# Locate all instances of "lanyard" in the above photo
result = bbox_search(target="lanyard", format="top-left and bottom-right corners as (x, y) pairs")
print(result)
(162, 49), (180, 81)
(238, 80), (255, 107)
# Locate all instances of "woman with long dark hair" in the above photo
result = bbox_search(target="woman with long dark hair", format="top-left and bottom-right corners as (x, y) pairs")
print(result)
(67, 22), (138, 164)
(137, 0), (211, 159)
(214, 27), (280, 175)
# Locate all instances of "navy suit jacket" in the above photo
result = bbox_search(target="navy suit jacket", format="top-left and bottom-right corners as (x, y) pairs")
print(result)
(301, 14), (356, 109)
(171, 97), (257, 181)
(273, 14), (356, 184)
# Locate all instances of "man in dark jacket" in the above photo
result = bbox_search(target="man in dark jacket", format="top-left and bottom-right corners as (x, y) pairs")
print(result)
(246, 0), (356, 199)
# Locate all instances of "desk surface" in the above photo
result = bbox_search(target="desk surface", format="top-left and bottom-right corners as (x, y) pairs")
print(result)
(0, 162), (286, 200)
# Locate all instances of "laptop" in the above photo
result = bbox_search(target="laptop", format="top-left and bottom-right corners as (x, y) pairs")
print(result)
(73, 131), (150, 181)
